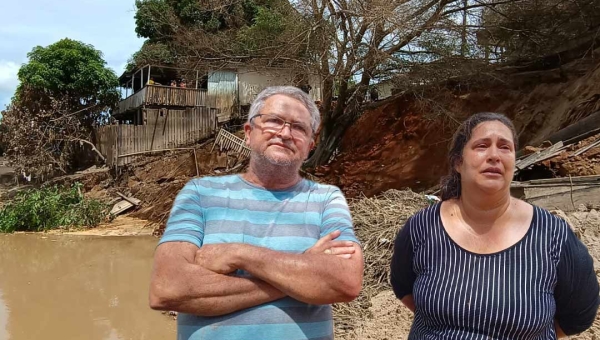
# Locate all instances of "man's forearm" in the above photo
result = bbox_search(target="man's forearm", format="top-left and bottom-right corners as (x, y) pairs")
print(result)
(233, 244), (363, 305)
(150, 244), (286, 316)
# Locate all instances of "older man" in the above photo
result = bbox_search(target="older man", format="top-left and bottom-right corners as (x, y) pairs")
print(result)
(149, 86), (364, 340)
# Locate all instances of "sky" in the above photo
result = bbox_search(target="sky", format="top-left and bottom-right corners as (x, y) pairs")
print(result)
(0, 0), (145, 111)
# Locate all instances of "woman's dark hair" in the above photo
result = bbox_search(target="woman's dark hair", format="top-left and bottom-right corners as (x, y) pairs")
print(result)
(439, 112), (518, 201)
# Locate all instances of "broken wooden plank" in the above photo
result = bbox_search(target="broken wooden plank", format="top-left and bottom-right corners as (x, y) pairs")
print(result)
(116, 192), (142, 206)
(517, 175), (600, 185)
(511, 183), (600, 189)
(515, 141), (564, 170)
(572, 139), (600, 157)
(110, 200), (135, 216)
(524, 185), (600, 212)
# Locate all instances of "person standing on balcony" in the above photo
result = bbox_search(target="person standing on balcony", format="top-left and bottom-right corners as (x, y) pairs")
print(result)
(149, 86), (364, 340)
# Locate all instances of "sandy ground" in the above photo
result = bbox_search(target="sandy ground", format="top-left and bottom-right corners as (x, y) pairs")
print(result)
(45, 216), (157, 236)
(343, 209), (600, 339)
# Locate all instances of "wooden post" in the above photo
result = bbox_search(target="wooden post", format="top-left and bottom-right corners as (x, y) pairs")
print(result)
(141, 67), (144, 87)
(132, 71), (137, 92)
(196, 70), (199, 89)
(148, 65), (152, 84)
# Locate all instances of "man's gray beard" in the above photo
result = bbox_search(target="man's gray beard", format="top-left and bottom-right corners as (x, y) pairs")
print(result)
(252, 149), (295, 167)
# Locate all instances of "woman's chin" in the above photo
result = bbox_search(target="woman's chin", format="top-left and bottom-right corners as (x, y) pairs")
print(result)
(475, 180), (509, 195)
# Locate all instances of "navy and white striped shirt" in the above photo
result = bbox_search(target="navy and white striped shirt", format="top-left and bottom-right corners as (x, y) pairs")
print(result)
(391, 203), (599, 339)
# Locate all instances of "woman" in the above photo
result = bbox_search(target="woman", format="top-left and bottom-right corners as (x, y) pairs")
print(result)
(390, 112), (599, 339)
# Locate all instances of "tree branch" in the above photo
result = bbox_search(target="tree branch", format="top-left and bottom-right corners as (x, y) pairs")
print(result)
(441, 0), (525, 17)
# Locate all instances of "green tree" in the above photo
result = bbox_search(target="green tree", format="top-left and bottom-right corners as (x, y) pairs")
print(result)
(128, 0), (310, 71)
(3, 38), (118, 178)
(16, 38), (119, 114)
(130, 0), (519, 168)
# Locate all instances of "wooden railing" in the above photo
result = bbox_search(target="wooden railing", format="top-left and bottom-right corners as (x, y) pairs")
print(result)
(117, 87), (147, 114)
(115, 85), (209, 114)
(212, 128), (251, 159)
(145, 85), (208, 107)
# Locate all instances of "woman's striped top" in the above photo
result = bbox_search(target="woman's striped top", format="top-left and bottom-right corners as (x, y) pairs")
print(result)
(390, 203), (599, 339)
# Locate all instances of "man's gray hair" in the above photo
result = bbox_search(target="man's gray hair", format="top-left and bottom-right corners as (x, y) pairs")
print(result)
(247, 86), (321, 133)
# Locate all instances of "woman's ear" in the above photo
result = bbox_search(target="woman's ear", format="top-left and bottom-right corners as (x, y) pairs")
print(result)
(453, 158), (463, 175)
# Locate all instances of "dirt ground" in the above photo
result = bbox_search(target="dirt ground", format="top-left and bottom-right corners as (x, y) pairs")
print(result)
(44, 216), (157, 236)
(341, 209), (600, 339)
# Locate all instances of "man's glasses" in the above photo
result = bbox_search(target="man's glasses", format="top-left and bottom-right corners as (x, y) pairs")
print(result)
(250, 114), (312, 139)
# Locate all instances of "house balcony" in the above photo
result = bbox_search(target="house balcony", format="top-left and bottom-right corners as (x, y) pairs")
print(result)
(114, 85), (210, 115)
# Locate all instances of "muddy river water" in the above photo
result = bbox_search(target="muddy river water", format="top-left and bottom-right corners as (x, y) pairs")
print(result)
(0, 234), (176, 339)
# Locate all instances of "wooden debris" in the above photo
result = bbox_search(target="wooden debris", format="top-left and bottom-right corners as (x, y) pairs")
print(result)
(515, 141), (564, 171)
(572, 139), (600, 157)
(110, 200), (135, 216)
(212, 129), (251, 159)
(511, 175), (600, 211)
(116, 192), (142, 206)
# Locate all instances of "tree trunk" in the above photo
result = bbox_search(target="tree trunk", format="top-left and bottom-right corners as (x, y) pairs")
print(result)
(304, 108), (357, 168)
(461, 0), (468, 56)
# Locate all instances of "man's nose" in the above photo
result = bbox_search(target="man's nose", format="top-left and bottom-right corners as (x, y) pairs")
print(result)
(276, 123), (293, 139)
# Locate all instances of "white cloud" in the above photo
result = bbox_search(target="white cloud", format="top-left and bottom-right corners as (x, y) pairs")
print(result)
(0, 61), (20, 93)
(0, 0), (145, 109)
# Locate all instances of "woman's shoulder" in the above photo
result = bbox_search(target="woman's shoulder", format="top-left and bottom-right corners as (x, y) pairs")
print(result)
(527, 202), (571, 229)
(404, 202), (441, 233)
(522, 202), (572, 252)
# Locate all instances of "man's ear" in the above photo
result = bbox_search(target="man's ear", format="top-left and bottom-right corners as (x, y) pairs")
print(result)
(243, 123), (252, 146)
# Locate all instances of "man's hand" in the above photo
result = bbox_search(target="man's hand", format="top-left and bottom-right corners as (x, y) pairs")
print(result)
(195, 244), (240, 274)
(305, 230), (356, 259)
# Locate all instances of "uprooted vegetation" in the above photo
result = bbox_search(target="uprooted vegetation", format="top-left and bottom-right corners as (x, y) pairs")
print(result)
(333, 189), (429, 337)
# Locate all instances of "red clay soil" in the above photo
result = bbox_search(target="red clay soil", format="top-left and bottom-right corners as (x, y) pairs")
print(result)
(314, 90), (514, 197)
(315, 101), (452, 197)
(541, 134), (600, 177)
(315, 58), (600, 198)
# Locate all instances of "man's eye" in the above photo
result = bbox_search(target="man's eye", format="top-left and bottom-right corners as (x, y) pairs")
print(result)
(265, 117), (281, 124)
(292, 124), (308, 133)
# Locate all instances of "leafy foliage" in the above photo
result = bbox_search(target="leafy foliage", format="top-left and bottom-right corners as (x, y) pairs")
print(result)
(3, 39), (117, 178)
(0, 183), (108, 233)
(16, 38), (119, 108)
(129, 0), (309, 70)
(126, 41), (177, 72)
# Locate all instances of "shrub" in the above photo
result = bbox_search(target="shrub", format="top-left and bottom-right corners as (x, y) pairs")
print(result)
(0, 183), (108, 233)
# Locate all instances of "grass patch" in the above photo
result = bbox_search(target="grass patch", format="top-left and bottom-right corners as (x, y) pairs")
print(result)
(0, 183), (108, 233)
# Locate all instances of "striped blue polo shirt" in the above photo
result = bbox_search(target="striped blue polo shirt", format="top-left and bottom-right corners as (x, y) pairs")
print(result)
(159, 174), (359, 340)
